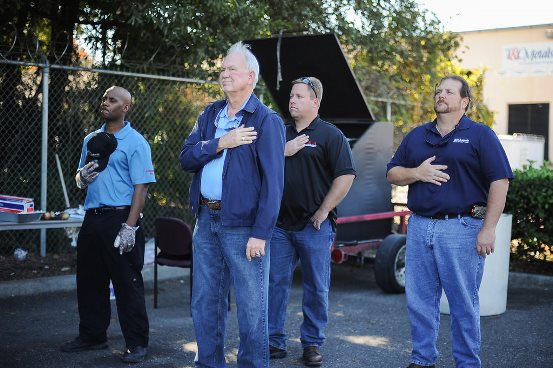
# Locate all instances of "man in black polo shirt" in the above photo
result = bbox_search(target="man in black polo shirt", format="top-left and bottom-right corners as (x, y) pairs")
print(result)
(268, 77), (356, 366)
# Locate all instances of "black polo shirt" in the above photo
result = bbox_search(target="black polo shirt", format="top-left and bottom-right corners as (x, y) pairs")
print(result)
(277, 117), (356, 231)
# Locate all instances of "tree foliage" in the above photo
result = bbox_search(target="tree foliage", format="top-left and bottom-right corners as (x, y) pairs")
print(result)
(2, 1), (457, 74)
(8, 1), (493, 126)
(0, 0), (500, 253)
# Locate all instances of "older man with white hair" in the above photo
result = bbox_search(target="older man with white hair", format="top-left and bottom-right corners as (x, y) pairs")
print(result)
(180, 42), (286, 367)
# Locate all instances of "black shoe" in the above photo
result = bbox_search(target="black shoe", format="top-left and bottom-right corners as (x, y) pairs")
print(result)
(269, 346), (287, 359)
(60, 336), (108, 352)
(302, 346), (322, 367)
(121, 346), (147, 363)
(407, 364), (435, 368)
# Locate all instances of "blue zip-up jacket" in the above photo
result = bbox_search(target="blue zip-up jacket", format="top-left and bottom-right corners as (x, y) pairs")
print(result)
(179, 94), (286, 240)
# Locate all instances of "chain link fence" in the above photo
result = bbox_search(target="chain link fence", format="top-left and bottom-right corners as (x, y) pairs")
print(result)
(0, 60), (220, 255)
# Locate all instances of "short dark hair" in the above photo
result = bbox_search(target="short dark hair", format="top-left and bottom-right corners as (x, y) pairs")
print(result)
(438, 75), (472, 112)
(291, 77), (323, 103)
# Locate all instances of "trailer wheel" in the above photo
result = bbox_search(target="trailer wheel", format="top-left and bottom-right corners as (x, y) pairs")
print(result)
(375, 234), (406, 293)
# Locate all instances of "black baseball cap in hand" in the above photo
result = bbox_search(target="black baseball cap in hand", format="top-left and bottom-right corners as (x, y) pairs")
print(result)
(85, 132), (118, 172)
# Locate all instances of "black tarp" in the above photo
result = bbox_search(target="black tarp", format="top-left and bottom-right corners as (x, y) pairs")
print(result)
(247, 33), (393, 241)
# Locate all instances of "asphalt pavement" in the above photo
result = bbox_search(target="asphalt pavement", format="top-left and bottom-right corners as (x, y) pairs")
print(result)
(0, 261), (552, 368)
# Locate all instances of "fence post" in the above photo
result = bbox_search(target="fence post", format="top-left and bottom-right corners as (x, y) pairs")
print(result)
(40, 63), (49, 257)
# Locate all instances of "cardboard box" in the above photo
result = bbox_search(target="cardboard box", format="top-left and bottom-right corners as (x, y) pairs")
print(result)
(0, 195), (35, 213)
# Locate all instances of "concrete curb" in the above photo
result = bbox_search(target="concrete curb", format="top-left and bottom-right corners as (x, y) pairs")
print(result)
(0, 264), (188, 299)
(0, 268), (551, 299)
(509, 271), (553, 289)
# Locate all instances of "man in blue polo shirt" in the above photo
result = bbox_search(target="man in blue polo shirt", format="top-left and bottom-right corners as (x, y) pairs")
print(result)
(179, 42), (285, 367)
(60, 86), (156, 364)
(387, 75), (512, 368)
(268, 77), (355, 367)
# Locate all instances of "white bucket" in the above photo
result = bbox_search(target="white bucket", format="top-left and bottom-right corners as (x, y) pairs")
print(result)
(440, 213), (513, 316)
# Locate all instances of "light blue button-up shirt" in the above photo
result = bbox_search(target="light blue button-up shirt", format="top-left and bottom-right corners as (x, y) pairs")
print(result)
(200, 103), (244, 200)
(78, 122), (156, 209)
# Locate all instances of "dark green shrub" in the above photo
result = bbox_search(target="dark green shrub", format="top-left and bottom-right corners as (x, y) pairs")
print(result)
(505, 162), (553, 261)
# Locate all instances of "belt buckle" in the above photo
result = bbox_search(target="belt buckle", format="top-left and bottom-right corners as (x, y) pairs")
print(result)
(201, 196), (220, 210)
(206, 200), (220, 210)
(93, 208), (101, 215)
(471, 205), (486, 219)
(208, 201), (220, 210)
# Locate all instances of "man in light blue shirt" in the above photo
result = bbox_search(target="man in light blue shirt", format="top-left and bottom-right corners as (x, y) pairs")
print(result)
(60, 86), (155, 364)
(200, 103), (245, 200)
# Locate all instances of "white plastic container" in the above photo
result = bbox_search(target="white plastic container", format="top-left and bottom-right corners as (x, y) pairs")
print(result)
(440, 213), (513, 316)
(498, 134), (544, 170)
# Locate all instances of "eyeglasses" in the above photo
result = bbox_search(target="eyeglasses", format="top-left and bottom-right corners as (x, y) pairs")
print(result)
(425, 125), (458, 147)
(299, 77), (318, 98)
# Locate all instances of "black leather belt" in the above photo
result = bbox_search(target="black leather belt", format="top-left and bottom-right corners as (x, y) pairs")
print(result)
(87, 206), (130, 215)
(429, 212), (471, 220)
(200, 196), (221, 210)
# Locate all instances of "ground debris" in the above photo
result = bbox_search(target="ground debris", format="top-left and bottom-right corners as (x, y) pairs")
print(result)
(0, 252), (77, 281)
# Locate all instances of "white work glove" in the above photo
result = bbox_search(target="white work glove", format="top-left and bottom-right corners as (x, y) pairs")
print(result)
(77, 161), (99, 189)
(114, 223), (139, 254)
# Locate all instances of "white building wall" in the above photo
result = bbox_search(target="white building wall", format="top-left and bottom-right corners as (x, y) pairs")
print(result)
(456, 24), (553, 159)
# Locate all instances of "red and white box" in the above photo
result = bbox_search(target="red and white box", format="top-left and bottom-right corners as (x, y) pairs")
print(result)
(0, 195), (35, 213)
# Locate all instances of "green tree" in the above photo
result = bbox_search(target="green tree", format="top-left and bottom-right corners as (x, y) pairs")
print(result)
(1, 0), (494, 251)
(1, 1), (462, 74)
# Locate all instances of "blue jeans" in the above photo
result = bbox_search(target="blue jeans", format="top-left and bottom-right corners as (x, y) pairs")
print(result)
(406, 214), (485, 368)
(268, 219), (335, 350)
(192, 205), (269, 368)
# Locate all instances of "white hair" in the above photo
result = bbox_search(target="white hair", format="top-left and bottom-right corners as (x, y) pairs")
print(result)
(227, 41), (260, 88)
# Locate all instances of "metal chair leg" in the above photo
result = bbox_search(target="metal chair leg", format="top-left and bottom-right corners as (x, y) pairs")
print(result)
(154, 257), (158, 309)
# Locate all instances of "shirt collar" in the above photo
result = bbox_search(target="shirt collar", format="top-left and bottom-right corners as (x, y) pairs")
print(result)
(457, 115), (471, 130)
(220, 94), (256, 118)
(426, 115), (471, 134)
(292, 116), (320, 133)
(217, 103), (245, 130)
(241, 93), (258, 114)
(100, 121), (132, 139)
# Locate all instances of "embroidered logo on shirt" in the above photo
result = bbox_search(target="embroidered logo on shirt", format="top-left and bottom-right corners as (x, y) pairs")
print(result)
(305, 140), (317, 147)
(453, 138), (470, 143)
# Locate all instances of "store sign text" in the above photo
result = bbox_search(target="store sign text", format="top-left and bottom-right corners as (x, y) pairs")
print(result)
(502, 42), (553, 76)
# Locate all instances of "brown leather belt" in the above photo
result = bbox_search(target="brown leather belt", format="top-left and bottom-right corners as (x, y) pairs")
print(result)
(200, 196), (221, 210)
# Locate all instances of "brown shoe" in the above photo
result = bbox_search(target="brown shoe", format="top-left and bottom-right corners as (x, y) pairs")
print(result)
(269, 346), (287, 359)
(407, 363), (435, 368)
(302, 346), (322, 366)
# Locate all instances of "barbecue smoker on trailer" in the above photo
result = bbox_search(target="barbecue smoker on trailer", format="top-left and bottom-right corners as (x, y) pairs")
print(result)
(247, 33), (410, 293)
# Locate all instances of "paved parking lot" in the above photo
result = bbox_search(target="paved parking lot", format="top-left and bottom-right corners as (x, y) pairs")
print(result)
(0, 261), (552, 367)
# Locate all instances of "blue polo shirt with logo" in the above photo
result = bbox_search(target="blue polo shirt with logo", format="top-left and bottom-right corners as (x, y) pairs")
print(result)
(386, 115), (512, 217)
(278, 116), (356, 231)
(78, 121), (156, 209)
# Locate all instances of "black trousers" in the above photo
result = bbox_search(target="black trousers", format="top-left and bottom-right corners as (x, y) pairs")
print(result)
(76, 208), (149, 348)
